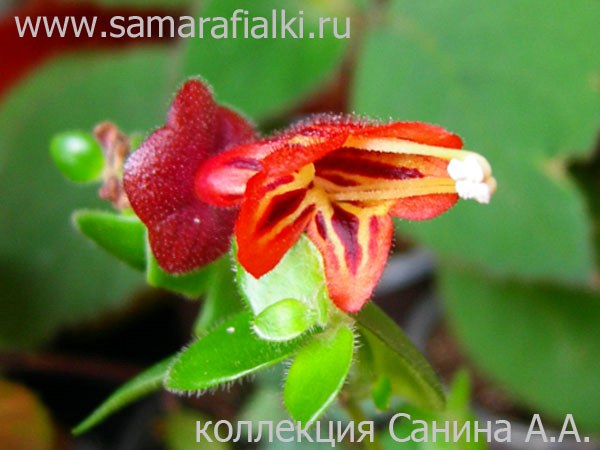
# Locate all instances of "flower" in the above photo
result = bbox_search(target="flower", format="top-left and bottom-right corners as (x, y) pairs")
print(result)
(123, 79), (256, 272)
(125, 79), (496, 313)
(197, 116), (496, 312)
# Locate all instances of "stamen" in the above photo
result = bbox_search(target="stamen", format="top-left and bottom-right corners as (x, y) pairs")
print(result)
(447, 155), (496, 204)
(332, 137), (496, 205)
(447, 155), (485, 182)
(326, 177), (457, 202)
(345, 137), (485, 164)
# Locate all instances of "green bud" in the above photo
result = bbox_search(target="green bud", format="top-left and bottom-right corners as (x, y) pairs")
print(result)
(253, 298), (315, 342)
(50, 131), (104, 183)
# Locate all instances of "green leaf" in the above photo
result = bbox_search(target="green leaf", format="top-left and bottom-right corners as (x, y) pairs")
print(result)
(165, 312), (305, 392)
(73, 210), (146, 271)
(353, 0), (600, 283)
(356, 303), (445, 411)
(49, 131), (104, 183)
(253, 298), (315, 342)
(182, 0), (350, 119)
(284, 325), (354, 424)
(145, 239), (214, 299)
(235, 235), (329, 323)
(73, 357), (174, 435)
(193, 256), (243, 336)
(441, 267), (600, 433)
(0, 47), (177, 348)
(371, 376), (392, 411)
(445, 369), (471, 415)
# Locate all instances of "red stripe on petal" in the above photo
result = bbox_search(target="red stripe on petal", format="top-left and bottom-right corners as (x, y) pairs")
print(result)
(256, 188), (308, 233)
(235, 166), (317, 278)
(229, 158), (263, 171)
(316, 148), (424, 181)
(264, 175), (295, 191)
(314, 211), (328, 240)
(307, 206), (393, 313)
(195, 141), (278, 207)
(331, 204), (362, 275)
(317, 173), (359, 187)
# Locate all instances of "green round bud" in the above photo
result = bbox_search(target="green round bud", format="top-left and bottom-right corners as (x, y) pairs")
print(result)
(50, 131), (104, 183)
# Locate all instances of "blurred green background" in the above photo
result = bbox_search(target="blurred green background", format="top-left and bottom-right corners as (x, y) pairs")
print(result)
(0, 0), (598, 448)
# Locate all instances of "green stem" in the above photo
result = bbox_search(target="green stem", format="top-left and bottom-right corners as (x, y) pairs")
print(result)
(344, 398), (384, 450)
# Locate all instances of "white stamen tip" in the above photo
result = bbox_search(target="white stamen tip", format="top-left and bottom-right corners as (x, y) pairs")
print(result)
(448, 155), (485, 183)
(448, 155), (495, 204)
(455, 180), (491, 204)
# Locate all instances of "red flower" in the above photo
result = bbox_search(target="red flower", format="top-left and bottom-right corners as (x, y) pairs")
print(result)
(123, 79), (256, 272)
(198, 116), (496, 312)
(125, 80), (496, 313)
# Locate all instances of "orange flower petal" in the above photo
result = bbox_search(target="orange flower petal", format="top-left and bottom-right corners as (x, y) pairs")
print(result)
(235, 165), (317, 278)
(390, 194), (458, 220)
(306, 203), (393, 313)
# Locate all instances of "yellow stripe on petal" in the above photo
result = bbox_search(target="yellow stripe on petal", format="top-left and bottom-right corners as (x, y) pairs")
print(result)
(235, 164), (319, 278)
(306, 202), (393, 313)
(339, 137), (496, 205)
(326, 177), (457, 202)
(253, 163), (316, 224)
(347, 136), (490, 175)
